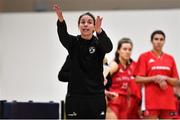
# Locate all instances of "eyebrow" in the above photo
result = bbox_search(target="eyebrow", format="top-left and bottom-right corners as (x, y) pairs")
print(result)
(81, 18), (93, 21)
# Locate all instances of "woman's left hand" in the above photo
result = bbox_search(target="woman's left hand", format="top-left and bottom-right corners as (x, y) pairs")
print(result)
(95, 16), (103, 33)
(159, 80), (168, 90)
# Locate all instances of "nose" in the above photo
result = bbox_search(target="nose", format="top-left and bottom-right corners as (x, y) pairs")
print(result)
(84, 22), (88, 26)
(127, 50), (132, 55)
(157, 39), (162, 43)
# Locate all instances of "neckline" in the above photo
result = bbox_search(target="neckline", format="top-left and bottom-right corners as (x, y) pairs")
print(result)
(119, 62), (131, 71)
(150, 50), (164, 59)
(78, 35), (94, 44)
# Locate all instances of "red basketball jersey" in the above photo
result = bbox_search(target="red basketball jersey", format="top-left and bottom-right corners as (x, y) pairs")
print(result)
(134, 51), (179, 110)
(110, 61), (140, 97)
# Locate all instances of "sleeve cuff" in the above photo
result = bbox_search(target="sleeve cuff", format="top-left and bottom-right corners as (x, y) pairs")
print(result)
(96, 29), (106, 37)
(57, 19), (65, 26)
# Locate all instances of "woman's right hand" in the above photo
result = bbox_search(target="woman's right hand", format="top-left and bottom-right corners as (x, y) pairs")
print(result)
(152, 75), (167, 83)
(152, 75), (168, 90)
(105, 90), (118, 99)
(159, 80), (168, 90)
(52, 4), (64, 22)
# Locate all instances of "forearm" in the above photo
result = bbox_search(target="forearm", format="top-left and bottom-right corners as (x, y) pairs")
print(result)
(57, 20), (68, 40)
(177, 81), (180, 86)
(57, 20), (74, 51)
(96, 30), (113, 53)
(135, 76), (155, 84)
(166, 77), (179, 86)
(103, 66), (110, 78)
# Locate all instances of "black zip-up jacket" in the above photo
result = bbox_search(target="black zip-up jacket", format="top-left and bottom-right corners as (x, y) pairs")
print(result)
(57, 20), (113, 95)
(58, 55), (70, 82)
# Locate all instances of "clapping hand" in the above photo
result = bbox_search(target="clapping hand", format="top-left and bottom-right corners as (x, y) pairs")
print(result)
(95, 16), (103, 33)
(52, 4), (64, 22)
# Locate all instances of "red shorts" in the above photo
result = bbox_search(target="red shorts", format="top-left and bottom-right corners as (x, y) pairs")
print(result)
(127, 95), (141, 119)
(143, 109), (177, 119)
(173, 97), (180, 119)
(108, 94), (129, 119)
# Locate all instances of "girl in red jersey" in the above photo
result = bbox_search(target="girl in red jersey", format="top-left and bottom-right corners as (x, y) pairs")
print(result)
(135, 30), (179, 119)
(105, 38), (141, 119)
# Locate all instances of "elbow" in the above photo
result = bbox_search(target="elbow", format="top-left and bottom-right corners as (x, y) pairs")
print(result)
(104, 41), (113, 53)
(107, 43), (113, 53)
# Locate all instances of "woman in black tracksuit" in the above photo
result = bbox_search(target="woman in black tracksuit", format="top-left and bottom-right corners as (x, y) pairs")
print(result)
(53, 4), (113, 119)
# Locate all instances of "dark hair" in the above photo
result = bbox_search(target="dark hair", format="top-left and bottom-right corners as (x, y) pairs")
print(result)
(114, 37), (133, 64)
(151, 30), (166, 42)
(78, 12), (95, 25)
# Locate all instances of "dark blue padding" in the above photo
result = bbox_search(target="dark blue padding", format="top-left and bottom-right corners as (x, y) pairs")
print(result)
(2, 101), (59, 119)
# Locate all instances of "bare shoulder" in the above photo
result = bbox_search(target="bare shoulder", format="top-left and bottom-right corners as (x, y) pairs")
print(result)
(109, 61), (119, 75)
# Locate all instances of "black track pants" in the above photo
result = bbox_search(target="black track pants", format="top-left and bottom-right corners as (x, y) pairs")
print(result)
(65, 94), (106, 119)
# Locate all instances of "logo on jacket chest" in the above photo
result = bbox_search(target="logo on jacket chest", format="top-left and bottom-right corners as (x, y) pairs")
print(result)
(89, 46), (96, 54)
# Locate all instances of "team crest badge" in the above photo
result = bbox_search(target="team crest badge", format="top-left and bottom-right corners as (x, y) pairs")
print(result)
(89, 46), (96, 54)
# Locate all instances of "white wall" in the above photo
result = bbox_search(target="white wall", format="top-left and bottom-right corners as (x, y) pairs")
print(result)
(0, 9), (180, 102)
(0, 13), (69, 102)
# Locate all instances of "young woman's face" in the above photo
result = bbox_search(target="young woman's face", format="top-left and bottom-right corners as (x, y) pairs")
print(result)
(118, 43), (132, 61)
(152, 34), (165, 51)
(78, 15), (95, 37)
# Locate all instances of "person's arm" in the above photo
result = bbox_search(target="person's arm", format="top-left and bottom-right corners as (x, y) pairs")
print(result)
(108, 61), (119, 75)
(135, 76), (155, 84)
(166, 57), (180, 86)
(95, 16), (113, 53)
(104, 61), (119, 99)
(134, 53), (168, 85)
(53, 4), (75, 51)
(53, 4), (64, 22)
(136, 75), (177, 90)
(136, 75), (170, 84)
(103, 65), (110, 78)
(58, 55), (70, 82)
(176, 81), (180, 86)
(103, 61), (118, 78)
(166, 77), (179, 86)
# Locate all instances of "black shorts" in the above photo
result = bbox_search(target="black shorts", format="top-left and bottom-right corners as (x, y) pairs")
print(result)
(65, 93), (106, 119)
